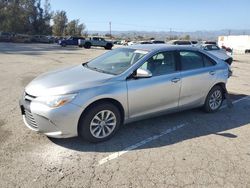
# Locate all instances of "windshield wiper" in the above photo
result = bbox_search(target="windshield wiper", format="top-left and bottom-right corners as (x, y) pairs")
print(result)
(90, 67), (116, 75)
(82, 62), (89, 67)
(82, 63), (116, 75)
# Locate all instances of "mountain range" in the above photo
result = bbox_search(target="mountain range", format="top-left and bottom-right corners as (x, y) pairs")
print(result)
(88, 29), (250, 41)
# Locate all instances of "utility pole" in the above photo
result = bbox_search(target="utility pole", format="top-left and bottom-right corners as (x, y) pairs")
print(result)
(169, 28), (172, 40)
(109, 21), (112, 39)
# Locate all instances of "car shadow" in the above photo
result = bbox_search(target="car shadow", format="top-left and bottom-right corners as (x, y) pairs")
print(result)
(0, 42), (112, 55)
(49, 93), (250, 153)
(0, 42), (83, 55)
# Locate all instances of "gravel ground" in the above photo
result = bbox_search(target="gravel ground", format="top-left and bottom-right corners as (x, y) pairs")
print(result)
(0, 43), (250, 188)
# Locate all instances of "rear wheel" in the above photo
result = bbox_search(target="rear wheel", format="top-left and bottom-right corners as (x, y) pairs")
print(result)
(84, 42), (91, 49)
(204, 86), (223, 113)
(104, 43), (113, 50)
(78, 102), (121, 142)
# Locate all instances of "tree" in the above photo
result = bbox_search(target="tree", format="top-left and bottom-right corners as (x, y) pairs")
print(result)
(42, 0), (53, 34)
(65, 19), (85, 36)
(77, 23), (85, 36)
(0, 0), (24, 33)
(0, 0), (52, 35)
(182, 35), (190, 40)
(52, 10), (68, 36)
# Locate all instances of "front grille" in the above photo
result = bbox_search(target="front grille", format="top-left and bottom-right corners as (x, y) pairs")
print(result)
(24, 109), (38, 129)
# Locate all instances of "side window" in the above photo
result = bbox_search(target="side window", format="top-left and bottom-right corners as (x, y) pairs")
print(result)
(203, 55), (216, 67)
(180, 51), (204, 71)
(139, 51), (176, 76)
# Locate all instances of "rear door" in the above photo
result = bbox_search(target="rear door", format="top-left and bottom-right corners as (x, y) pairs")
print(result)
(178, 50), (217, 108)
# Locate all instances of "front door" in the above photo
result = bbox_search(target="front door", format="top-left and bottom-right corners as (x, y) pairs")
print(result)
(127, 51), (181, 119)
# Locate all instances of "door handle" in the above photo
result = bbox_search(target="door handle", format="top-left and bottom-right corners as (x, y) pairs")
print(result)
(171, 78), (180, 83)
(209, 71), (216, 75)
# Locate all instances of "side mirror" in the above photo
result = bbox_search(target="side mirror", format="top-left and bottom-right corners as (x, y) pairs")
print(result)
(134, 68), (152, 78)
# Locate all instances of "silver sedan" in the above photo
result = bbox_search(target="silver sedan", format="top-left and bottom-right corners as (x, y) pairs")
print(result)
(20, 45), (230, 142)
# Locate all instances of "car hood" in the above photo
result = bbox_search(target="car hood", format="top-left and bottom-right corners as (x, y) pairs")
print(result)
(207, 50), (231, 60)
(25, 65), (114, 96)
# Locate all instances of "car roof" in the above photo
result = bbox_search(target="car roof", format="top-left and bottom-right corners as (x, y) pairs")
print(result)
(125, 44), (196, 52)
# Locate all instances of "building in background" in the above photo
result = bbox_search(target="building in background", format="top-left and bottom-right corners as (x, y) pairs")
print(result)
(218, 35), (250, 54)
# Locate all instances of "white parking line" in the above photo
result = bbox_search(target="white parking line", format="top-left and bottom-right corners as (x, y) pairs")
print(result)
(98, 95), (250, 166)
(221, 95), (250, 109)
(98, 123), (187, 166)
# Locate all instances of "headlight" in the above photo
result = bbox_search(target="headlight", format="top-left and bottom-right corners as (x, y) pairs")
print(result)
(35, 94), (77, 108)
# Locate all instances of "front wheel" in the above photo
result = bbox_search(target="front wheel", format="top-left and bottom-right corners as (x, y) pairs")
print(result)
(204, 86), (223, 113)
(78, 103), (121, 142)
(61, 43), (66, 47)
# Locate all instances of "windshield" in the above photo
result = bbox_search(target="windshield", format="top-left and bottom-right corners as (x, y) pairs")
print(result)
(84, 48), (148, 75)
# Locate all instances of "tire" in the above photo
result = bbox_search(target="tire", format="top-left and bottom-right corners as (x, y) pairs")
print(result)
(84, 42), (91, 49)
(104, 43), (113, 50)
(61, 43), (66, 47)
(78, 102), (121, 142)
(203, 86), (223, 113)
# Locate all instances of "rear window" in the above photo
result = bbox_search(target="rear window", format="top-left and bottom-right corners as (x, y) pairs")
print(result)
(180, 51), (203, 70)
(179, 51), (216, 70)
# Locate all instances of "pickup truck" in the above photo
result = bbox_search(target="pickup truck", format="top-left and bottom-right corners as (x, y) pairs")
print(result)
(59, 36), (85, 47)
(78, 37), (113, 50)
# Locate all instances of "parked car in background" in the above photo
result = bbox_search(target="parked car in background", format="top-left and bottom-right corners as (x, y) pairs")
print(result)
(47, 36), (56, 43)
(127, 41), (138, 46)
(168, 40), (193, 45)
(121, 40), (130, 45)
(59, 36), (85, 47)
(151, 40), (165, 44)
(12, 34), (32, 43)
(20, 45), (231, 142)
(203, 41), (217, 45)
(78, 37), (113, 50)
(140, 41), (152, 44)
(113, 40), (122, 45)
(0, 32), (12, 42)
(191, 41), (199, 45)
(200, 44), (233, 65)
(32, 35), (54, 43)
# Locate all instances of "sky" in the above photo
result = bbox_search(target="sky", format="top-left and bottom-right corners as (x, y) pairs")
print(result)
(48, 0), (250, 32)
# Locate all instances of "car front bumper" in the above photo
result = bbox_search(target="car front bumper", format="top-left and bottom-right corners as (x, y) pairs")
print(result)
(19, 96), (83, 138)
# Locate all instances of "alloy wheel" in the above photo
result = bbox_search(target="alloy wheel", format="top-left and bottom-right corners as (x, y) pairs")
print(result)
(90, 110), (117, 138)
(209, 90), (222, 110)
